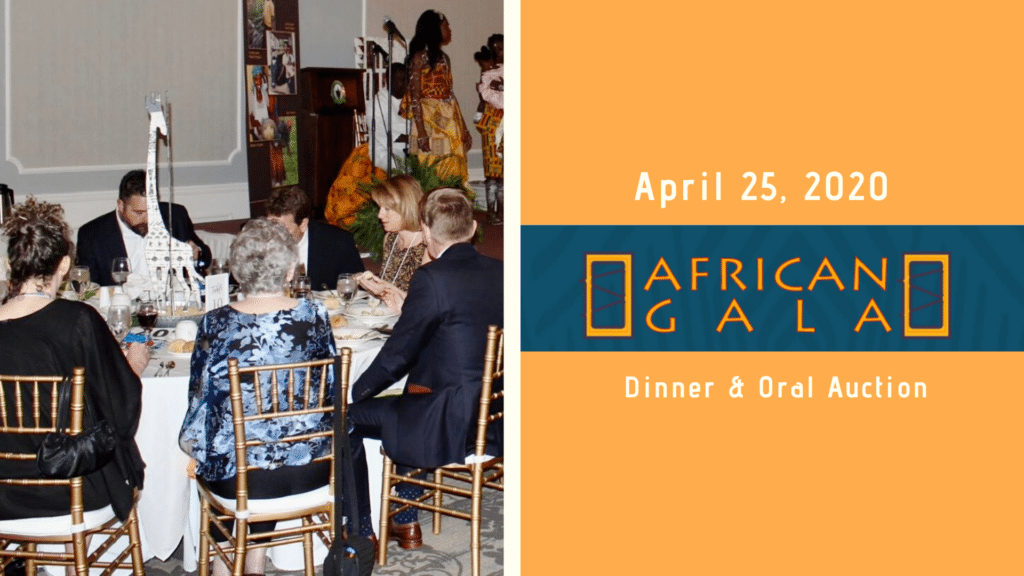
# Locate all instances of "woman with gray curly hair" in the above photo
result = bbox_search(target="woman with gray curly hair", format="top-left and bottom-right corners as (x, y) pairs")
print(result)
(178, 218), (337, 576)
(228, 216), (299, 295)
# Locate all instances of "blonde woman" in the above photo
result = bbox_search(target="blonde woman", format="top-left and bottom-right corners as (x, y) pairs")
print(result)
(360, 175), (431, 310)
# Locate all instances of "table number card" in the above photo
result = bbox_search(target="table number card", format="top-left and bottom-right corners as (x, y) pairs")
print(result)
(205, 274), (230, 311)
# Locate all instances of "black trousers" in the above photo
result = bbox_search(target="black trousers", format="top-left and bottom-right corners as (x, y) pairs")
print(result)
(348, 396), (421, 533)
(203, 461), (331, 542)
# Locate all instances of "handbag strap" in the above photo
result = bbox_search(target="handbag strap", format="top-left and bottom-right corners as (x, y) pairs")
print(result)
(54, 376), (98, 432)
(54, 377), (72, 431)
(332, 356), (361, 538)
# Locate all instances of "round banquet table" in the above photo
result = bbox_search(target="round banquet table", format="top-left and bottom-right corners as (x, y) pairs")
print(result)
(68, 290), (403, 571)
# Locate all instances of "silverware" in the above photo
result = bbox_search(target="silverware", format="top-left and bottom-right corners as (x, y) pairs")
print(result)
(155, 360), (177, 377)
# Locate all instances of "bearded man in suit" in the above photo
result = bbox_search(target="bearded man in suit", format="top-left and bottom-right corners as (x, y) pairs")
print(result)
(347, 188), (503, 548)
(76, 170), (211, 286)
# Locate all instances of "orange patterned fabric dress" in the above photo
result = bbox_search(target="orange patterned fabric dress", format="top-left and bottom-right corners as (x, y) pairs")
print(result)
(404, 51), (469, 184)
(476, 104), (503, 179)
(324, 144), (388, 228)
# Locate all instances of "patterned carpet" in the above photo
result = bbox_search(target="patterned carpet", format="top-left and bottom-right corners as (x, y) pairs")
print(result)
(142, 488), (503, 576)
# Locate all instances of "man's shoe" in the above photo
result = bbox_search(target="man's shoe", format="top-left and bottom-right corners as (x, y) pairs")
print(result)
(387, 521), (423, 549)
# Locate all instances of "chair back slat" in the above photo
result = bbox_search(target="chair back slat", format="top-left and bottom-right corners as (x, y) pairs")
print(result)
(269, 370), (279, 414)
(14, 379), (25, 428)
(287, 369), (297, 411)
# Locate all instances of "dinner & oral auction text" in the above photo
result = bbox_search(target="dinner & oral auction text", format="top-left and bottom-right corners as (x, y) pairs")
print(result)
(624, 375), (927, 399)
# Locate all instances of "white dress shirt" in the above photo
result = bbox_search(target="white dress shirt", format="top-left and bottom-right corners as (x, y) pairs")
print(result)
(369, 91), (408, 167)
(297, 226), (309, 274)
(116, 213), (152, 282)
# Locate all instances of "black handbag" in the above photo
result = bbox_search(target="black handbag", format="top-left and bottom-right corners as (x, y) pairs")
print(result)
(36, 378), (117, 479)
(323, 368), (374, 576)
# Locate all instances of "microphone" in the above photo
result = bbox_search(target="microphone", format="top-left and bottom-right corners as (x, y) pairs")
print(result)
(382, 17), (405, 43)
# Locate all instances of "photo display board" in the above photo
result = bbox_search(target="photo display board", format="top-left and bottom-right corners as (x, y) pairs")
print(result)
(243, 0), (300, 212)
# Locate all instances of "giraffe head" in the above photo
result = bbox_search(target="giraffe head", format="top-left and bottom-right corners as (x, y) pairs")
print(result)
(145, 92), (168, 136)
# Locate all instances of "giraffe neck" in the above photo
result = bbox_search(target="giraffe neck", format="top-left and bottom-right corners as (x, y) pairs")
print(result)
(146, 114), (170, 239)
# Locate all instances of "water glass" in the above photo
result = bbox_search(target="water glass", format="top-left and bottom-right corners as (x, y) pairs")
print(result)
(111, 257), (131, 287)
(337, 273), (357, 310)
(292, 275), (311, 299)
(106, 305), (132, 344)
(69, 266), (91, 298)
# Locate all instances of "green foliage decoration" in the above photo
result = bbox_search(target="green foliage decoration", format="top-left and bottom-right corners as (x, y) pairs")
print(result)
(348, 155), (478, 261)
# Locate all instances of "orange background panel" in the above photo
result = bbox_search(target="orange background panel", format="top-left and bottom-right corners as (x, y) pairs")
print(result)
(518, 1), (1024, 573)
(521, 352), (1024, 573)
(521, 0), (1024, 225)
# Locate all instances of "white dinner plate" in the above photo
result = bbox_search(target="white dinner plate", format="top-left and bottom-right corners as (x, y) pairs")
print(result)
(333, 328), (384, 350)
(312, 291), (349, 315)
(341, 301), (399, 320)
(162, 339), (196, 359)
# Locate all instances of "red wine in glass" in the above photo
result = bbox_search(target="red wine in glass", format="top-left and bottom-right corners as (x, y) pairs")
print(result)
(137, 311), (158, 329)
(137, 301), (158, 341)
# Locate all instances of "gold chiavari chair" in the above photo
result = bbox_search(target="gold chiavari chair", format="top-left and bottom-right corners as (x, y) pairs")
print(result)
(377, 325), (504, 576)
(0, 368), (145, 576)
(196, 350), (352, 576)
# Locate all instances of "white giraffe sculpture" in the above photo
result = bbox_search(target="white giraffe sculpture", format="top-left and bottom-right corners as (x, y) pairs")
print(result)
(143, 92), (202, 303)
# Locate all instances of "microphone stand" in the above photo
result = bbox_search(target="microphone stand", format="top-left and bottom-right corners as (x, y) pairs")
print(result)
(384, 32), (395, 175)
(369, 42), (379, 173)
(382, 19), (407, 174)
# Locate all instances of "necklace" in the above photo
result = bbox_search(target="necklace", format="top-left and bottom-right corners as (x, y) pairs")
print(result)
(245, 292), (286, 299)
(13, 292), (53, 301)
(382, 233), (419, 287)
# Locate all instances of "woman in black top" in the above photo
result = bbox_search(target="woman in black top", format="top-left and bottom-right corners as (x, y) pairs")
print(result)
(0, 197), (148, 521)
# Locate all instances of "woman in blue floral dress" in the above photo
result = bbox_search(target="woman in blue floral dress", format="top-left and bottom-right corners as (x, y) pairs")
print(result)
(179, 218), (336, 576)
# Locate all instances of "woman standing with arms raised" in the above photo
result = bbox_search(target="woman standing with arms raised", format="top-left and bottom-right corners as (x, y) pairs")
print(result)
(405, 10), (472, 184)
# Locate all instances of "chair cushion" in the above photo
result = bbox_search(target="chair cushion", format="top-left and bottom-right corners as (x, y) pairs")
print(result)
(0, 505), (115, 537)
(463, 454), (498, 465)
(207, 484), (331, 517)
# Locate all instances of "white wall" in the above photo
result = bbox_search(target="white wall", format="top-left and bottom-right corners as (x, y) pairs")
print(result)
(0, 0), (497, 232)
(0, 0), (252, 227)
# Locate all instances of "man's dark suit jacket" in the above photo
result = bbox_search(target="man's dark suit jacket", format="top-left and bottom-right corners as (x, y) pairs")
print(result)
(305, 220), (364, 290)
(76, 203), (212, 287)
(351, 242), (503, 469)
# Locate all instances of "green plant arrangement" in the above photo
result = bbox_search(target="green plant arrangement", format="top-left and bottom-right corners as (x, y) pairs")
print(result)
(348, 155), (477, 261)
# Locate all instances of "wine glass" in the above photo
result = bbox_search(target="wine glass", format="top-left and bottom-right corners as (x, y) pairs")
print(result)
(136, 300), (158, 342)
(106, 305), (131, 344)
(292, 275), (311, 299)
(337, 273), (357, 312)
(111, 257), (131, 289)
(69, 266), (91, 299)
